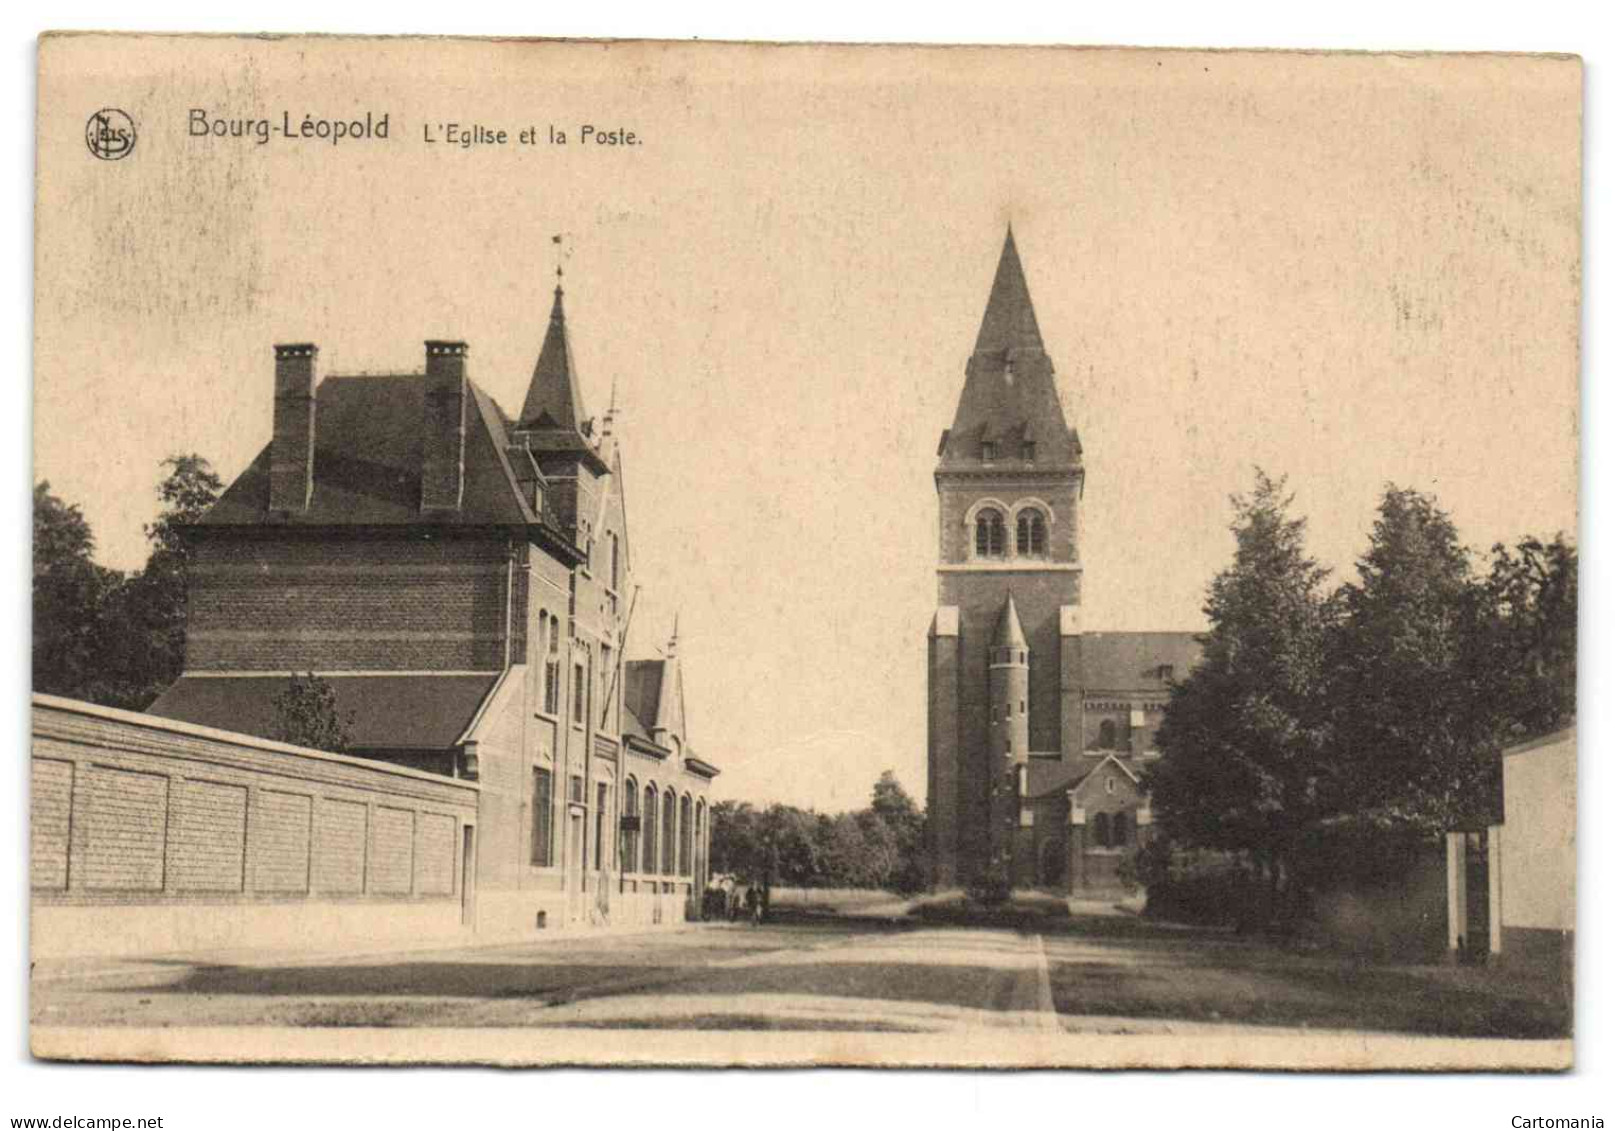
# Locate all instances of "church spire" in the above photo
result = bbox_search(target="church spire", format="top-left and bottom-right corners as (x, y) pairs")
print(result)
(973, 225), (1045, 356)
(937, 226), (1081, 470)
(520, 274), (590, 434)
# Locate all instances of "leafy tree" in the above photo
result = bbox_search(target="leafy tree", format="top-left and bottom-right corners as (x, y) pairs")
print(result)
(765, 803), (823, 891)
(271, 672), (354, 753)
(1478, 534), (1577, 741)
(1332, 486), (1495, 830)
(145, 453), (225, 559)
(33, 457), (224, 711)
(816, 812), (878, 888)
(1146, 470), (1338, 920)
(867, 770), (928, 892)
(32, 482), (122, 700)
(99, 455), (223, 709)
(708, 773), (932, 898)
(710, 799), (765, 883)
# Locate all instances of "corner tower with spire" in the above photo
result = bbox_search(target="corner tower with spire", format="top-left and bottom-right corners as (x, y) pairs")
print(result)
(927, 226), (1087, 890)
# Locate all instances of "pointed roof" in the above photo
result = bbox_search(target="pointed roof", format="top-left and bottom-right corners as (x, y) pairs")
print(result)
(993, 594), (1028, 649)
(938, 227), (1082, 470)
(973, 227), (1045, 355)
(521, 285), (590, 433)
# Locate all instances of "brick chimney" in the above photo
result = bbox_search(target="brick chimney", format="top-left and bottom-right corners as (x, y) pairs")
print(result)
(269, 344), (317, 512)
(422, 340), (469, 510)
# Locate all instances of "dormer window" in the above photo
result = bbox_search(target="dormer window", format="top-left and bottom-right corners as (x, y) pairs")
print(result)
(1157, 664), (1175, 681)
(1021, 441), (1036, 461)
(981, 440), (997, 462)
(974, 508), (1006, 558)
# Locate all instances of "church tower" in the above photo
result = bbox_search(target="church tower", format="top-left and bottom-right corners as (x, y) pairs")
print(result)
(927, 227), (1085, 889)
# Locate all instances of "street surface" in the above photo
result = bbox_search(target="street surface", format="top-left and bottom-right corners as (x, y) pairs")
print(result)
(31, 897), (1569, 1039)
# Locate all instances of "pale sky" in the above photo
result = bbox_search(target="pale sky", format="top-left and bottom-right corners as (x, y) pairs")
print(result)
(35, 39), (1580, 812)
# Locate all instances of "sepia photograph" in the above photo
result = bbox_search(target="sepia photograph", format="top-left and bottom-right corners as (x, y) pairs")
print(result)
(22, 25), (1584, 1085)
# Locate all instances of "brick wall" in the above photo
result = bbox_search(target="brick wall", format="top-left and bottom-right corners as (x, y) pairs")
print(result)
(186, 533), (511, 671)
(31, 695), (479, 958)
(937, 569), (1081, 877)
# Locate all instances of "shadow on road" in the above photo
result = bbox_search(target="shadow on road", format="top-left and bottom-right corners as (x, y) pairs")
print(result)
(33, 902), (1570, 1039)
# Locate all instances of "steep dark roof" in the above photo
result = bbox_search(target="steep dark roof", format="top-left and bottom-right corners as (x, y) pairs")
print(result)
(147, 673), (501, 751)
(199, 374), (547, 530)
(939, 228), (1082, 470)
(973, 227), (1044, 355)
(624, 655), (686, 735)
(513, 287), (611, 476)
(1080, 632), (1203, 693)
(521, 286), (589, 432)
(1026, 758), (1095, 800)
(621, 702), (659, 750)
(623, 659), (665, 735)
(993, 594), (1028, 648)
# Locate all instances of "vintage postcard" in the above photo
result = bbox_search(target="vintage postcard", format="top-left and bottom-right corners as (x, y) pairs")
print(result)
(30, 34), (1579, 1069)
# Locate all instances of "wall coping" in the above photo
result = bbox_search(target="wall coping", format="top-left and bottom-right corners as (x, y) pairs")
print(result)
(32, 692), (481, 793)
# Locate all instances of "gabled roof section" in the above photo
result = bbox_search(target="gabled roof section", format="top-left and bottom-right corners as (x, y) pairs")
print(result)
(1027, 758), (1093, 800)
(624, 655), (685, 743)
(939, 227), (1082, 471)
(1026, 752), (1142, 801)
(1081, 632), (1204, 693)
(624, 659), (667, 738)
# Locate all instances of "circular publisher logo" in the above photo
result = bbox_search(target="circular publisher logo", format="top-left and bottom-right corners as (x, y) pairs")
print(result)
(85, 108), (137, 161)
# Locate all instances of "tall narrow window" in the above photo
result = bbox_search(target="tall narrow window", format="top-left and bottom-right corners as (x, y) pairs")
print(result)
(594, 781), (609, 871)
(622, 776), (639, 871)
(1021, 440), (1036, 461)
(974, 508), (1006, 558)
(543, 614), (560, 715)
(642, 785), (658, 874)
(609, 532), (620, 591)
(662, 790), (677, 876)
(531, 767), (554, 866)
(694, 801), (706, 887)
(572, 660), (586, 726)
(600, 644), (614, 729)
(1113, 811), (1130, 848)
(1098, 719), (1117, 749)
(1016, 509), (1046, 557)
(1092, 811), (1110, 849)
(680, 795), (693, 876)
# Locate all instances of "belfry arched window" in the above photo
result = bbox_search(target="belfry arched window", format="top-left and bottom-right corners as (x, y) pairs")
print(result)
(1016, 509), (1047, 557)
(1098, 719), (1117, 749)
(975, 508), (1006, 558)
